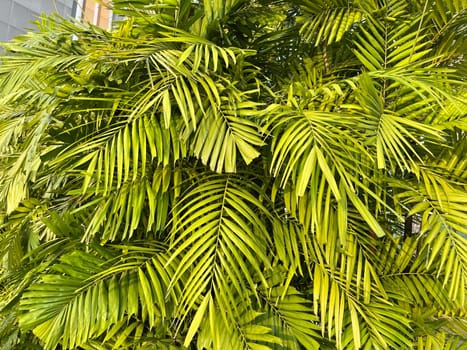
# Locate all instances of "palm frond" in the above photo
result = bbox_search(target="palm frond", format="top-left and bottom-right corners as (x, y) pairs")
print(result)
(259, 272), (324, 350)
(18, 242), (179, 349)
(300, 7), (363, 46)
(392, 168), (467, 303)
(166, 173), (272, 344)
(349, 73), (442, 172)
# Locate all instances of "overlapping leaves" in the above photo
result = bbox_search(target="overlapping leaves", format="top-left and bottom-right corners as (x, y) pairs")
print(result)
(166, 173), (272, 340)
(0, 0), (465, 349)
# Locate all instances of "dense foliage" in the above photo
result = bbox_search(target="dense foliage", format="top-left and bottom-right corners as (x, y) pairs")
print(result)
(0, 0), (466, 349)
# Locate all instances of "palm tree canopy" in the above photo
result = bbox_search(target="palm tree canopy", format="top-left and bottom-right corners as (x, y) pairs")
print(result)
(0, 0), (466, 349)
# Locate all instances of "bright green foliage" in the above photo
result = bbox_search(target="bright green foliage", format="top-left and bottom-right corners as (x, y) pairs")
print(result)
(0, 0), (466, 349)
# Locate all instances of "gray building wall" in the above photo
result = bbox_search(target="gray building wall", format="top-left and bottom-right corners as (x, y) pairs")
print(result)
(0, 0), (75, 42)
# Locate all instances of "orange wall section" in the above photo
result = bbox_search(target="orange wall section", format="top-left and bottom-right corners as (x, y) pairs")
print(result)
(79, 0), (112, 29)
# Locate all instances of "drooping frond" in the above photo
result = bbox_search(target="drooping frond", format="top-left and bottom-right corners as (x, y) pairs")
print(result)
(19, 242), (180, 349)
(166, 173), (273, 343)
(259, 270), (325, 349)
(299, 2), (364, 46)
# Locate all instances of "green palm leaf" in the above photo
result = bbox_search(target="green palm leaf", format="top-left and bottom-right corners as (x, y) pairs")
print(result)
(18, 243), (179, 349)
(166, 173), (272, 344)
